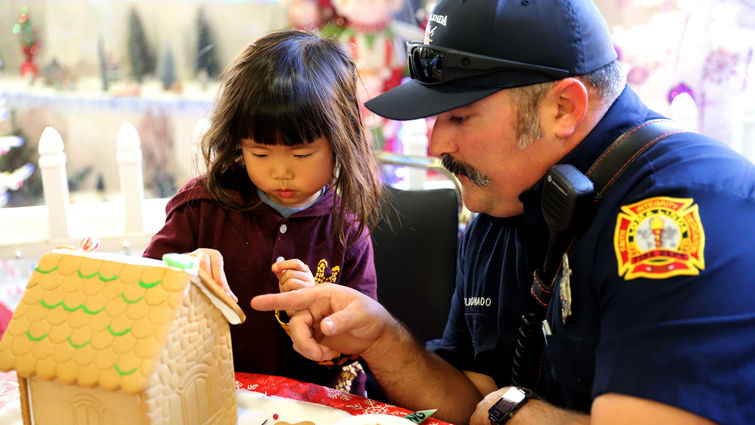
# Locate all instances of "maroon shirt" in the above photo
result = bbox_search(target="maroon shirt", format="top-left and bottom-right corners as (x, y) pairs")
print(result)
(143, 177), (377, 393)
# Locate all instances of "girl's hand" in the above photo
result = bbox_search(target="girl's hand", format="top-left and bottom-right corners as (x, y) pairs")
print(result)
(187, 248), (238, 303)
(272, 258), (315, 292)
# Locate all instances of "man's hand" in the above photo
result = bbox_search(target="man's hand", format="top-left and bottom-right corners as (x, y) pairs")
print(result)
(251, 284), (395, 362)
(272, 258), (315, 292)
(470, 386), (591, 425)
(254, 285), (487, 425)
(470, 387), (511, 425)
(187, 248), (237, 302)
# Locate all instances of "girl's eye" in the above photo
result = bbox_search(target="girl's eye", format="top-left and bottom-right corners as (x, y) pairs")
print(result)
(252, 153), (267, 158)
(294, 153), (312, 158)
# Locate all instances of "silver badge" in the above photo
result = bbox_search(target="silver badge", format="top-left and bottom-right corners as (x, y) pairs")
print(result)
(559, 253), (572, 324)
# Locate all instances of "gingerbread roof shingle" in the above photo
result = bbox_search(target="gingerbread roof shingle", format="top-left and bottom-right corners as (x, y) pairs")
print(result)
(0, 250), (245, 394)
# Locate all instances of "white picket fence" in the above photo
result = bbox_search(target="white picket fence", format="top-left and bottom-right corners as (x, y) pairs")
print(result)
(0, 116), (466, 263)
(0, 123), (170, 260)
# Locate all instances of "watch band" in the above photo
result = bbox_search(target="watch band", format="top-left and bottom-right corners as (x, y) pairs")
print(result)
(488, 387), (534, 425)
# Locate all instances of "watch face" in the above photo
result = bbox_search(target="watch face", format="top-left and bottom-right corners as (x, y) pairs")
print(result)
(493, 398), (517, 412)
(489, 387), (528, 424)
(501, 387), (526, 403)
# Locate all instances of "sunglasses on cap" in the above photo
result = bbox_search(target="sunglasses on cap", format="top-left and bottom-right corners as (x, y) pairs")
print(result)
(407, 41), (570, 86)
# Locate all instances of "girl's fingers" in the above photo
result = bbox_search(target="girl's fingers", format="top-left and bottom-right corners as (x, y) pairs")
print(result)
(272, 258), (310, 275)
(189, 249), (237, 302)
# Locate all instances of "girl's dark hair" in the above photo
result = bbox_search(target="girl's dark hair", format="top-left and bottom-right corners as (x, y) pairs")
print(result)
(201, 29), (381, 248)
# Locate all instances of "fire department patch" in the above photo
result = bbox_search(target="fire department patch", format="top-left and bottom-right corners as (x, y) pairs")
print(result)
(614, 196), (705, 280)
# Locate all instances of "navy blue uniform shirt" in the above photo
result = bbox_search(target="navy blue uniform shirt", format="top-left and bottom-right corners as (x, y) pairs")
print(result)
(428, 86), (755, 424)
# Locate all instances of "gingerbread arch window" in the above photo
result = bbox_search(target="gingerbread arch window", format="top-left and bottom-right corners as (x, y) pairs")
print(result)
(71, 393), (110, 425)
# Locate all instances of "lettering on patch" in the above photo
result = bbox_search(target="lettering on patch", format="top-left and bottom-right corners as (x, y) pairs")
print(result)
(614, 196), (705, 280)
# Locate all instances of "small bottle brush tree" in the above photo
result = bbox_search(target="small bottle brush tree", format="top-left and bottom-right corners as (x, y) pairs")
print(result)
(127, 8), (155, 83)
(158, 45), (177, 91)
(0, 108), (42, 207)
(195, 8), (220, 84)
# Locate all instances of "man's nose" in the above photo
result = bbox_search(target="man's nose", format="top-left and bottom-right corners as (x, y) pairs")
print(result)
(428, 123), (457, 157)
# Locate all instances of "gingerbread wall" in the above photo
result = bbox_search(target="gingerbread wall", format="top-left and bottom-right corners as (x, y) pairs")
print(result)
(142, 283), (237, 425)
(27, 376), (146, 425)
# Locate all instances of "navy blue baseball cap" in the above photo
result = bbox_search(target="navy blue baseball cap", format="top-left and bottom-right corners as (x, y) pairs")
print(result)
(365, 0), (617, 120)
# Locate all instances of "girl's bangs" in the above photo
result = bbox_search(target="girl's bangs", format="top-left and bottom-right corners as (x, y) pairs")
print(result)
(237, 81), (330, 146)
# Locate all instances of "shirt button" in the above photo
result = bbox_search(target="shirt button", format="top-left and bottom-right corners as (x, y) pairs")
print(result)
(279, 224), (288, 234)
(276, 256), (285, 263)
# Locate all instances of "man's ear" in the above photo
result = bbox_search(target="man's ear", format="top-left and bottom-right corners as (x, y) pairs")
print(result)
(545, 78), (588, 140)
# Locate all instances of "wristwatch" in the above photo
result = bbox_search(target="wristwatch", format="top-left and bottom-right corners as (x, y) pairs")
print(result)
(487, 387), (534, 425)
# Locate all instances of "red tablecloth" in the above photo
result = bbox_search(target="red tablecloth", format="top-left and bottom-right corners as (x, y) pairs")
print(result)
(0, 371), (451, 425)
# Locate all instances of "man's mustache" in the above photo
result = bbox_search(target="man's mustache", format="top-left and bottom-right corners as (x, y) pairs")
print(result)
(441, 155), (490, 187)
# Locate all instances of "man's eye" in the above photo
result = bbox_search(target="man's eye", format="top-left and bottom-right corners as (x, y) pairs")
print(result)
(449, 115), (467, 123)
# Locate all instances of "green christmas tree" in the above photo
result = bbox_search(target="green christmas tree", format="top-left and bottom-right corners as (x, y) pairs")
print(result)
(0, 109), (42, 207)
(127, 8), (155, 83)
(98, 35), (109, 91)
(158, 45), (177, 90)
(195, 8), (220, 80)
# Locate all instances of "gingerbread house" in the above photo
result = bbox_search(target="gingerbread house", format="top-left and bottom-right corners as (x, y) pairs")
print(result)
(0, 249), (246, 425)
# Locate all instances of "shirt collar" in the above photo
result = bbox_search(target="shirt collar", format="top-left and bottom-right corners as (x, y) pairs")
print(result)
(558, 85), (652, 173)
(520, 85), (654, 216)
(254, 186), (333, 217)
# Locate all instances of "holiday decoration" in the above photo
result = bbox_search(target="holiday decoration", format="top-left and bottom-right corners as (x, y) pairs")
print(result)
(158, 44), (178, 91)
(98, 35), (110, 91)
(667, 87), (698, 131)
(41, 58), (75, 90)
(96, 35), (121, 92)
(320, 0), (406, 98)
(0, 249), (246, 425)
(12, 6), (38, 79)
(138, 112), (178, 198)
(667, 82), (695, 105)
(702, 46), (740, 85)
(610, 0), (754, 151)
(195, 8), (220, 84)
(288, 0), (335, 31)
(127, 7), (155, 83)
(318, 0), (414, 151)
(0, 102), (42, 207)
(79, 235), (101, 252)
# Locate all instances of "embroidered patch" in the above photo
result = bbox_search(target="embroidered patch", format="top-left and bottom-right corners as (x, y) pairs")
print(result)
(614, 196), (705, 280)
(314, 258), (340, 284)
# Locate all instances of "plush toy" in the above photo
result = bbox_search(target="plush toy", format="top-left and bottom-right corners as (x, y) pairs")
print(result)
(319, 0), (409, 149)
(288, 0), (335, 32)
(322, 0), (406, 90)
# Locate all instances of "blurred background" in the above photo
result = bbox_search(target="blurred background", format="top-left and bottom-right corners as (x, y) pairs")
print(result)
(0, 0), (752, 208)
(0, 0), (753, 336)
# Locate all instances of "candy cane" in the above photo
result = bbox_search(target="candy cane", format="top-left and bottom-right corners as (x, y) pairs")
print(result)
(80, 236), (101, 252)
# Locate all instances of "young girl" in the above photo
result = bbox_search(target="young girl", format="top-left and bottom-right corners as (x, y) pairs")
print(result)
(143, 29), (382, 395)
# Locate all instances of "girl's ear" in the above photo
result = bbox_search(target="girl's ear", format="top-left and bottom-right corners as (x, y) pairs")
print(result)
(544, 78), (588, 141)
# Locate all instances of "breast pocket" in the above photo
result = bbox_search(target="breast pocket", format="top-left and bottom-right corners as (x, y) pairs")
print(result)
(543, 332), (597, 411)
(465, 311), (502, 356)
